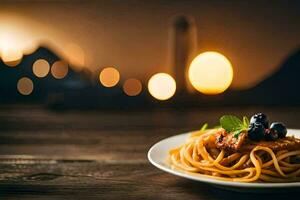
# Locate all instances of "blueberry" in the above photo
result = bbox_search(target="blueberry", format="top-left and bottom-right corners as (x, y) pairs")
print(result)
(250, 113), (269, 128)
(265, 129), (279, 141)
(270, 122), (287, 138)
(248, 122), (265, 141)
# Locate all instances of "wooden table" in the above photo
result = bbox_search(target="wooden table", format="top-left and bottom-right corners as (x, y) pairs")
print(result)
(0, 106), (299, 199)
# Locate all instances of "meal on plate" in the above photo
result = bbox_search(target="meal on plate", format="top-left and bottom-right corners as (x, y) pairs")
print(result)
(168, 113), (300, 182)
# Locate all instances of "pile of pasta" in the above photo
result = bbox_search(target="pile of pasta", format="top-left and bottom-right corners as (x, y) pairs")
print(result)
(169, 129), (300, 182)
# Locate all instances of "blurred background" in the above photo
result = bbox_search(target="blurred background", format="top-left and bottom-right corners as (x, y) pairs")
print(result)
(1, 0), (300, 108)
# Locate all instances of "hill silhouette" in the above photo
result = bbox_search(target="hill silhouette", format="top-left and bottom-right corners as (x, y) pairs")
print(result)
(0, 46), (149, 108)
(0, 46), (89, 104)
(170, 47), (300, 107)
(239, 47), (300, 105)
(1, 46), (300, 108)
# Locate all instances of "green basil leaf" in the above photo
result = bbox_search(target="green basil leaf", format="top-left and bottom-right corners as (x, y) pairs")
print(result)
(233, 130), (243, 138)
(220, 115), (243, 132)
(243, 116), (250, 128)
(200, 123), (208, 131)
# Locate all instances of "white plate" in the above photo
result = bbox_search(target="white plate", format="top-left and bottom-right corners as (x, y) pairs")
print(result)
(148, 129), (300, 192)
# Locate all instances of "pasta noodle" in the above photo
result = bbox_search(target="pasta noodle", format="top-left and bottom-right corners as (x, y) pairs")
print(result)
(168, 129), (300, 183)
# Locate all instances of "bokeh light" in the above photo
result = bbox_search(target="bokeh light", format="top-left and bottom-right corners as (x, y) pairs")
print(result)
(0, 31), (23, 67)
(64, 43), (85, 69)
(99, 67), (120, 87)
(32, 59), (50, 78)
(0, 16), (38, 58)
(123, 78), (142, 96)
(0, 49), (23, 67)
(188, 51), (233, 95)
(0, 41), (23, 67)
(51, 61), (69, 79)
(17, 77), (34, 95)
(148, 73), (176, 100)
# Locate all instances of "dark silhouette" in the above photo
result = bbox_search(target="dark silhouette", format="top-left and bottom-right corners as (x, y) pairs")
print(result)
(244, 47), (300, 105)
(1, 46), (300, 108)
(0, 47), (88, 104)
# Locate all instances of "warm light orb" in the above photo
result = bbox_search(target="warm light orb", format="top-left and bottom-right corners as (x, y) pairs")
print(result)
(51, 61), (69, 79)
(99, 67), (120, 87)
(0, 33), (23, 67)
(188, 51), (233, 94)
(32, 59), (50, 78)
(0, 21), (38, 66)
(123, 78), (142, 96)
(148, 73), (176, 100)
(17, 77), (34, 95)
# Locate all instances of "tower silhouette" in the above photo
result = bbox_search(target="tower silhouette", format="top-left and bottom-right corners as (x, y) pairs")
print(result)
(173, 15), (197, 93)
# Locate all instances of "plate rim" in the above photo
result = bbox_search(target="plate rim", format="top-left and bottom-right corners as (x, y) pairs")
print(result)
(148, 128), (300, 188)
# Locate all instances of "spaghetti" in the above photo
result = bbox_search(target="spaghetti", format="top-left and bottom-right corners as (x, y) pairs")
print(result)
(169, 129), (300, 183)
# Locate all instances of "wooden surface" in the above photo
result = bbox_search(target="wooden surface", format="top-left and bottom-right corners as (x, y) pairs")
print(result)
(0, 106), (300, 199)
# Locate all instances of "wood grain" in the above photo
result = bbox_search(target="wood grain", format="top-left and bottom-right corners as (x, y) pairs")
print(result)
(0, 106), (299, 199)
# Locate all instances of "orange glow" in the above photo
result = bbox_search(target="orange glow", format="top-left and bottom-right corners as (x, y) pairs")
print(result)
(64, 43), (85, 69)
(51, 61), (69, 79)
(148, 73), (176, 100)
(32, 59), (50, 78)
(17, 77), (34, 95)
(123, 78), (142, 96)
(188, 51), (233, 94)
(0, 49), (23, 67)
(0, 30), (23, 67)
(99, 67), (120, 87)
